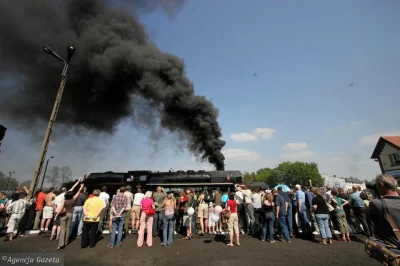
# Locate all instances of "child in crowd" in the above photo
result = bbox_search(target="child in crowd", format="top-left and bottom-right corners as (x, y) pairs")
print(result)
(208, 203), (216, 234)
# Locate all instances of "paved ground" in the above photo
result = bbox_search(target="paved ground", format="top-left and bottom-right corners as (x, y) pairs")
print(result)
(0, 234), (380, 266)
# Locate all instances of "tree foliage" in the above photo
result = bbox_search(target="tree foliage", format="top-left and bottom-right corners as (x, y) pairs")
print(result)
(46, 166), (60, 187)
(60, 166), (72, 185)
(0, 171), (19, 191)
(19, 180), (32, 188)
(246, 161), (324, 188)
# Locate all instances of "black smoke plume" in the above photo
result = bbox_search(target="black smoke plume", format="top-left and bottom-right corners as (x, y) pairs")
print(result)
(0, 0), (226, 170)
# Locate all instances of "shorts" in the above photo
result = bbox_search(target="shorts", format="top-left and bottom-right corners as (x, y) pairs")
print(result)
(197, 203), (208, 218)
(43, 206), (53, 219)
(183, 214), (194, 227)
(55, 215), (62, 226)
(131, 205), (141, 220)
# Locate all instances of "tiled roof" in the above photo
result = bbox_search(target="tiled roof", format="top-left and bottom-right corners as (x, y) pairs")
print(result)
(371, 136), (400, 159)
(382, 136), (400, 148)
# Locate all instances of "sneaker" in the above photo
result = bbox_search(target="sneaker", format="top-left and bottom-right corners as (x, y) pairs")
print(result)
(220, 231), (225, 235)
(270, 240), (276, 243)
(174, 231), (177, 235)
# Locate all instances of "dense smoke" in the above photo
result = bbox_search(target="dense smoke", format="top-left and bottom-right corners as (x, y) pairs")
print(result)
(0, 0), (226, 170)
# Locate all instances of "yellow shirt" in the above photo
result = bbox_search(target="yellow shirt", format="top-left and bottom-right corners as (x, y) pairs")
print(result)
(83, 197), (103, 222)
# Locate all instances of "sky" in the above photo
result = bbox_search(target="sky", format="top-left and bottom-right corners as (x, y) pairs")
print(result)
(1, 0), (400, 183)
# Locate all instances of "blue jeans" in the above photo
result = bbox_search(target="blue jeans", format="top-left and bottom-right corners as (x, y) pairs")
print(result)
(286, 202), (293, 233)
(315, 214), (332, 239)
(278, 216), (291, 241)
(299, 204), (311, 234)
(109, 213), (125, 247)
(70, 206), (83, 237)
(162, 214), (174, 245)
(261, 212), (275, 241)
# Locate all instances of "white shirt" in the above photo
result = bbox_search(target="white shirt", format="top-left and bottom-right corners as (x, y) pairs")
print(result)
(235, 191), (244, 204)
(133, 193), (145, 206)
(53, 193), (65, 212)
(251, 193), (262, 209)
(99, 192), (110, 208)
(242, 189), (253, 204)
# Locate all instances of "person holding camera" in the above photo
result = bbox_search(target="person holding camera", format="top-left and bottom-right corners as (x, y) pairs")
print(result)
(108, 187), (128, 248)
(369, 174), (400, 246)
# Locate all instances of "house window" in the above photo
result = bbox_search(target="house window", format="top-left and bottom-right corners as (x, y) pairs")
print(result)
(389, 153), (400, 165)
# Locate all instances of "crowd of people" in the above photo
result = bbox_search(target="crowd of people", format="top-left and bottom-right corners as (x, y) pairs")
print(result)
(0, 173), (399, 251)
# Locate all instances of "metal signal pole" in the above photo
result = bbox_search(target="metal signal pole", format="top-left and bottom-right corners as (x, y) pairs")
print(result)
(28, 46), (75, 199)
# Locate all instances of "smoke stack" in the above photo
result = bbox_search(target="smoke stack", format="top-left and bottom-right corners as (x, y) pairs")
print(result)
(0, 0), (225, 170)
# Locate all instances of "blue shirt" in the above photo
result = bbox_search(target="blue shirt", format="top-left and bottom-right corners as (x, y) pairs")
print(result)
(296, 190), (306, 207)
(221, 194), (228, 202)
(305, 191), (315, 208)
(350, 191), (365, 208)
(275, 194), (287, 217)
(278, 191), (292, 203)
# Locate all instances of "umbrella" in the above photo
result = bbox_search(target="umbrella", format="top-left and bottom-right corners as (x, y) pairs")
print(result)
(274, 184), (291, 192)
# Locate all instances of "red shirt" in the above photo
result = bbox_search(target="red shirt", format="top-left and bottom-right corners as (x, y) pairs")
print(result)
(227, 200), (237, 213)
(35, 192), (46, 211)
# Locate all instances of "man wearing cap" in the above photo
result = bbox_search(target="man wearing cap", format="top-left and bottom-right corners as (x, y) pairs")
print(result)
(123, 186), (134, 234)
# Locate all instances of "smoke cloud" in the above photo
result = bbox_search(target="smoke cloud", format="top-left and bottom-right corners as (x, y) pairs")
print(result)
(0, 0), (226, 170)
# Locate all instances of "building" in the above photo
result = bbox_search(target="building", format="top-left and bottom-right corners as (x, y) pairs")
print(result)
(343, 177), (365, 191)
(321, 174), (346, 188)
(371, 136), (400, 179)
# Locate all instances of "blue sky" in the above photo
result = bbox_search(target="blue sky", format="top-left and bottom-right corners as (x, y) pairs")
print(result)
(1, 0), (400, 182)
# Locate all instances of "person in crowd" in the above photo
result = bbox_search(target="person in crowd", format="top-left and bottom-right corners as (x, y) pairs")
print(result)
(0, 192), (9, 228)
(4, 192), (32, 241)
(108, 187), (128, 248)
(331, 189), (351, 242)
(98, 186), (110, 235)
(123, 186), (134, 235)
(369, 174), (400, 247)
(241, 185), (255, 235)
(33, 188), (46, 231)
(197, 191), (209, 235)
(137, 191), (155, 247)
(208, 202), (216, 235)
(225, 193), (240, 247)
(312, 189), (333, 245)
(131, 188), (145, 234)
(153, 186), (167, 237)
(350, 185), (371, 237)
(56, 183), (84, 250)
(295, 185), (312, 236)
(234, 186), (246, 234)
(81, 189), (103, 248)
(251, 189), (262, 237)
(277, 186), (293, 237)
(182, 188), (194, 240)
(41, 187), (56, 236)
(305, 186), (318, 234)
(214, 188), (222, 234)
(261, 192), (275, 243)
(82, 187), (88, 198)
(161, 193), (176, 246)
(273, 189), (291, 243)
(176, 191), (186, 233)
(70, 185), (87, 239)
(338, 187), (356, 234)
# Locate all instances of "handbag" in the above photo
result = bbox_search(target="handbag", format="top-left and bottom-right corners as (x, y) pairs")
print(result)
(222, 209), (231, 219)
(145, 207), (155, 216)
(365, 199), (400, 266)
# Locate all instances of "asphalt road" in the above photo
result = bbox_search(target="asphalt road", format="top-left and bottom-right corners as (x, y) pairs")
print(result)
(0, 234), (380, 266)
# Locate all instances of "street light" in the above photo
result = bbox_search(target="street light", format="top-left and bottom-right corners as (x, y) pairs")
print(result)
(28, 45), (75, 199)
(6, 171), (15, 191)
(40, 156), (54, 190)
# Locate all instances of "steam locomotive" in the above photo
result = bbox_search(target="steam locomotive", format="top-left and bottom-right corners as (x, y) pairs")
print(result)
(62, 170), (244, 196)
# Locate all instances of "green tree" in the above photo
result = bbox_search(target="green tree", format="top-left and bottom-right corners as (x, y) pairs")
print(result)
(0, 171), (19, 190)
(273, 161), (324, 187)
(60, 166), (72, 185)
(46, 166), (60, 187)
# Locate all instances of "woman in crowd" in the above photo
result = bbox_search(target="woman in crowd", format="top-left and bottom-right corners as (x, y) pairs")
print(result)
(56, 183), (84, 250)
(312, 189), (333, 245)
(225, 193), (240, 247)
(261, 192), (275, 243)
(161, 193), (176, 246)
(137, 191), (155, 247)
(331, 189), (351, 242)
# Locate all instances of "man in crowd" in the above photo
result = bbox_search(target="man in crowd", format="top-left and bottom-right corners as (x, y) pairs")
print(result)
(98, 186), (110, 235)
(295, 184), (312, 236)
(369, 174), (400, 246)
(70, 185), (87, 238)
(33, 188), (46, 231)
(40, 187), (56, 235)
(153, 186), (167, 237)
(273, 189), (291, 243)
(123, 186), (134, 234)
(277, 186), (293, 237)
(131, 188), (144, 234)
(108, 187), (128, 247)
(350, 185), (371, 237)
